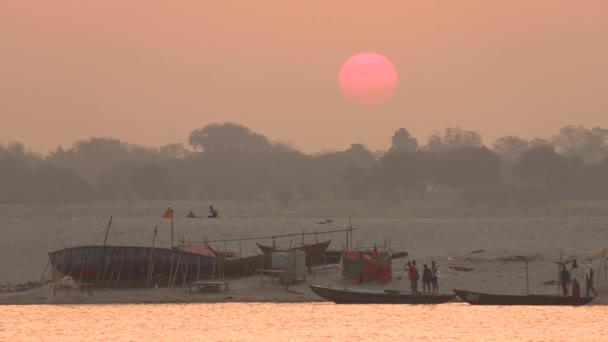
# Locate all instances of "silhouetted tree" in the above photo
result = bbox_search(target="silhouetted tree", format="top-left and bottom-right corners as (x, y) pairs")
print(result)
(389, 128), (418, 152)
(425, 127), (482, 151)
(551, 125), (608, 164)
(515, 145), (573, 192)
(188, 123), (271, 153)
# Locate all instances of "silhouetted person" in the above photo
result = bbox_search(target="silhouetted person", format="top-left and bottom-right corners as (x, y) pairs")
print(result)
(431, 260), (439, 294)
(208, 205), (218, 218)
(571, 278), (581, 300)
(422, 264), (432, 293)
(80, 262), (90, 283)
(560, 265), (570, 296)
(186, 211), (197, 218)
(407, 260), (419, 294)
(586, 263), (597, 297)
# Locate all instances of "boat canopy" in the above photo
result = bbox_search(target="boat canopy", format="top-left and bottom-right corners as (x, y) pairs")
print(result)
(178, 242), (216, 257)
(556, 248), (608, 265)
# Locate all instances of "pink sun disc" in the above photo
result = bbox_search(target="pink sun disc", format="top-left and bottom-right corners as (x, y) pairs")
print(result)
(339, 52), (398, 104)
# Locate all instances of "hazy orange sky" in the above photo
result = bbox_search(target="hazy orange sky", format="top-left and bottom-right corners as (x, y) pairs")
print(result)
(1, 1), (607, 154)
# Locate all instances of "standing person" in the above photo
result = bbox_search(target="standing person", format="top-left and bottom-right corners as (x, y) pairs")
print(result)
(571, 278), (581, 300)
(570, 259), (582, 286)
(422, 264), (432, 293)
(80, 261), (90, 284)
(408, 260), (419, 294)
(406, 261), (413, 292)
(431, 260), (439, 294)
(586, 263), (597, 297)
(560, 265), (570, 296)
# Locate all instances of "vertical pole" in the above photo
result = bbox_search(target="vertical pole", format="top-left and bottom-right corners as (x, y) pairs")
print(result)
(557, 250), (563, 295)
(525, 258), (530, 295)
(102, 215), (113, 247)
(345, 221), (349, 252)
(170, 214), (174, 248)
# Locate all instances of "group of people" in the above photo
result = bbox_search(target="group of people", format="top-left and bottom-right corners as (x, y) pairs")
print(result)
(560, 259), (597, 298)
(185, 206), (219, 219)
(406, 260), (439, 294)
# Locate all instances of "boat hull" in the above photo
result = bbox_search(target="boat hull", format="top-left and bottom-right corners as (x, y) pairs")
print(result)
(453, 289), (594, 306)
(49, 245), (215, 288)
(310, 285), (456, 304)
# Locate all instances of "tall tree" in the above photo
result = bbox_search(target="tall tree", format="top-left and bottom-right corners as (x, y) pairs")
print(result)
(188, 123), (271, 153)
(425, 127), (482, 151)
(389, 128), (418, 152)
(551, 125), (608, 164)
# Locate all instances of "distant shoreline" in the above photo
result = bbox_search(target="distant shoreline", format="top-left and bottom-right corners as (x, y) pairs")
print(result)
(1, 199), (608, 219)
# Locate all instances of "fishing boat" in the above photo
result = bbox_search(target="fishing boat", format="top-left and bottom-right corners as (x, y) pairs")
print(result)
(309, 285), (456, 304)
(257, 240), (331, 267)
(453, 289), (594, 306)
(48, 245), (215, 288)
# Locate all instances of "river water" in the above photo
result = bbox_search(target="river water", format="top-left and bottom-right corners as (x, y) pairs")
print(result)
(1, 303), (607, 342)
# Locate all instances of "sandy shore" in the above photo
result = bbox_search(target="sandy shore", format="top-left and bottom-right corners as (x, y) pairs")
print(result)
(3, 257), (606, 305)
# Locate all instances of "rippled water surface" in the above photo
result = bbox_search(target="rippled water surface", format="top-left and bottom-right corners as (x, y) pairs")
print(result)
(1, 303), (607, 342)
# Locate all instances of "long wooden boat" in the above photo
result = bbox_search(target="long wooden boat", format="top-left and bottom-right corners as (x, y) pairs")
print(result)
(310, 285), (456, 304)
(257, 240), (331, 267)
(48, 245), (215, 288)
(453, 289), (594, 306)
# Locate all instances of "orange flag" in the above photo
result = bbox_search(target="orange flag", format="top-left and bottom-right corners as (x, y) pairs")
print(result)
(162, 207), (173, 218)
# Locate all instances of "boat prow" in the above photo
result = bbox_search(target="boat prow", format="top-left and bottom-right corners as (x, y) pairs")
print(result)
(453, 289), (594, 306)
(309, 285), (455, 304)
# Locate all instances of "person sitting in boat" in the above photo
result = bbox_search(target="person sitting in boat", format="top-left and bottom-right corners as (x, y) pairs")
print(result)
(186, 211), (197, 218)
(208, 206), (219, 218)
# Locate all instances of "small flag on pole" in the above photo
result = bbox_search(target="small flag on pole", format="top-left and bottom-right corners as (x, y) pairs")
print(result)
(162, 207), (174, 218)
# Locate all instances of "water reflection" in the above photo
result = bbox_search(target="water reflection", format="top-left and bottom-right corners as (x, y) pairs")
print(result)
(1, 303), (607, 342)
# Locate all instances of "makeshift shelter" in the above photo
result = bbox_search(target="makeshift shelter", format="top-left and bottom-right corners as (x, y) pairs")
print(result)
(271, 249), (306, 282)
(342, 251), (392, 284)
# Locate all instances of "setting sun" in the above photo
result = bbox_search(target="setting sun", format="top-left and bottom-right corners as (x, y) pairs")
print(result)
(338, 52), (398, 105)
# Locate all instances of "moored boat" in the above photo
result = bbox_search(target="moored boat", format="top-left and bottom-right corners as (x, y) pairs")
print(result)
(453, 289), (594, 306)
(49, 245), (215, 288)
(309, 285), (456, 304)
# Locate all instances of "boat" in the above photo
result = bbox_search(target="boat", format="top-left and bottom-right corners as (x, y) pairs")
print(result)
(453, 289), (594, 306)
(257, 240), (331, 267)
(309, 285), (456, 304)
(48, 245), (215, 288)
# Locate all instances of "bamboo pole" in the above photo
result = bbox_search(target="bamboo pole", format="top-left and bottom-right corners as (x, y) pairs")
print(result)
(190, 227), (356, 244)
(557, 250), (563, 295)
(170, 251), (182, 288)
(196, 255), (201, 281)
(525, 258), (530, 295)
(168, 250), (175, 287)
(115, 248), (125, 287)
(39, 259), (50, 283)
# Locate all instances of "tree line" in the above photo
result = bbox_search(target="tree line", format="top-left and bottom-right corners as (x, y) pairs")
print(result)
(2, 123), (608, 205)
